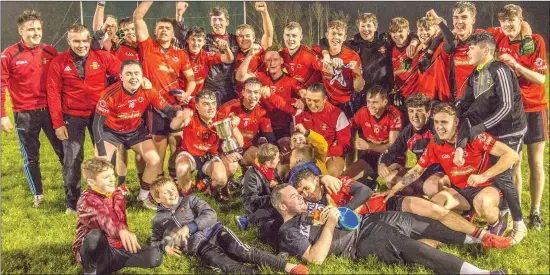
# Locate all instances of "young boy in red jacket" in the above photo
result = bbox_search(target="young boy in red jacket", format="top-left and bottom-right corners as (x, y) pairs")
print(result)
(73, 158), (162, 275)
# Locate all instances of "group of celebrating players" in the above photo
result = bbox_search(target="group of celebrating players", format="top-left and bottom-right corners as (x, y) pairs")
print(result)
(1, 1), (547, 274)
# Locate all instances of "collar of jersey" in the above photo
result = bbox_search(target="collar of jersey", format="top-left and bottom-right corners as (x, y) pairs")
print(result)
(476, 58), (494, 71)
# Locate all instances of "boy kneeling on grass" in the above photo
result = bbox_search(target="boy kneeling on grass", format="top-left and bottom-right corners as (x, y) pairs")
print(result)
(73, 158), (162, 275)
(149, 177), (309, 275)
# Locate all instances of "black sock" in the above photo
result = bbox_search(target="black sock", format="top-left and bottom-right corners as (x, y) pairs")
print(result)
(117, 175), (126, 186)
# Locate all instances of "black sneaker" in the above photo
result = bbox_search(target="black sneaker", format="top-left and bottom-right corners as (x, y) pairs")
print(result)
(529, 213), (543, 231)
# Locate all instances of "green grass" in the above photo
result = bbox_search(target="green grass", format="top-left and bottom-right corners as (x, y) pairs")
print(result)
(1, 79), (549, 274)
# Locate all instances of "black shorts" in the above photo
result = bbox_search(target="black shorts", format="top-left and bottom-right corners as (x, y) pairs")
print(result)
(359, 151), (405, 176)
(451, 185), (499, 209)
(150, 108), (181, 136)
(103, 124), (151, 149)
(385, 196), (404, 212)
(524, 109), (548, 144)
(420, 164), (445, 182)
(175, 150), (220, 180)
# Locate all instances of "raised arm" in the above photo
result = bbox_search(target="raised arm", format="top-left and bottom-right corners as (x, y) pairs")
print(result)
(92, 1), (106, 32)
(255, 2), (273, 49)
(235, 46), (260, 82)
(174, 2), (189, 47)
(301, 207), (340, 264)
(133, 1), (152, 42)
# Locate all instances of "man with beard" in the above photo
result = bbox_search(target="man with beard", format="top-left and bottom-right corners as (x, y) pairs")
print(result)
(261, 83), (351, 177)
(292, 168), (512, 249)
(271, 184), (509, 274)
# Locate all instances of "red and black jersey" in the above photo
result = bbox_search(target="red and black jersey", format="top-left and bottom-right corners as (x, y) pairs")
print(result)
(418, 132), (496, 189)
(218, 99), (272, 149)
(294, 102), (351, 157)
(234, 47), (265, 95)
(312, 45), (362, 104)
(138, 37), (191, 102)
(487, 28), (548, 112)
(380, 120), (435, 166)
(440, 29), (485, 99)
(351, 105), (402, 155)
(180, 113), (221, 157)
(112, 43), (139, 62)
(186, 49), (223, 96)
(1, 40), (58, 117)
(95, 82), (167, 132)
(256, 71), (301, 131)
(47, 49), (121, 129)
(325, 176), (387, 216)
(281, 45), (322, 88)
(415, 45), (452, 101)
(391, 46), (419, 98)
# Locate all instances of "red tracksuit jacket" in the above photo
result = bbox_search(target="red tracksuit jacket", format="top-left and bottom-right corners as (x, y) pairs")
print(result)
(1, 40), (58, 117)
(47, 49), (120, 129)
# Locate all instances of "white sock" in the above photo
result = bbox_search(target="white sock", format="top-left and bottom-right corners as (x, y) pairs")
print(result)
(459, 262), (489, 274)
(478, 229), (488, 239)
(513, 220), (526, 230)
(464, 235), (481, 244)
(138, 189), (149, 200)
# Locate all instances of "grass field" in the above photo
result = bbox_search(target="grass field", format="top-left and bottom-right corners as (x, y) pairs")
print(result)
(1, 81), (549, 274)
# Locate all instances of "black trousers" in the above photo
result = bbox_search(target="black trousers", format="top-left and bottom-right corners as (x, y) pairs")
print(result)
(13, 108), (64, 196)
(62, 114), (95, 210)
(79, 229), (162, 275)
(197, 226), (286, 274)
(356, 212), (466, 274)
(491, 134), (524, 222)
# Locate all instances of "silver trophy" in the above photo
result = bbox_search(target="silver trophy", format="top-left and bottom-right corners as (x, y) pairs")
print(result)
(213, 118), (240, 154)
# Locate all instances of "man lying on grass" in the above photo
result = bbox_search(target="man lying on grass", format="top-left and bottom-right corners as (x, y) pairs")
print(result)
(149, 177), (308, 275)
(73, 158), (162, 275)
(292, 168), (511, 249)
(271, 184), (509, 274)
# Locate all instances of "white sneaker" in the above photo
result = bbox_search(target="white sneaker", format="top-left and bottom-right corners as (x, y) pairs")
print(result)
(510, 225), (528, 245)
(137, 196), (157, 210)
(32, 195), (44, 208)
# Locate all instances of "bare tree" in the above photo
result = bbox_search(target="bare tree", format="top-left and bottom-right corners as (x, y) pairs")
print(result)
(311, 1), (324, 44)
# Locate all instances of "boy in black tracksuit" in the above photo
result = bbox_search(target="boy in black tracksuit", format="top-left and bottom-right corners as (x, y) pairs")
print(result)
(149, 177), (308, 275)
(237, 144), (284, 250)
(455, 32), (527, 244)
